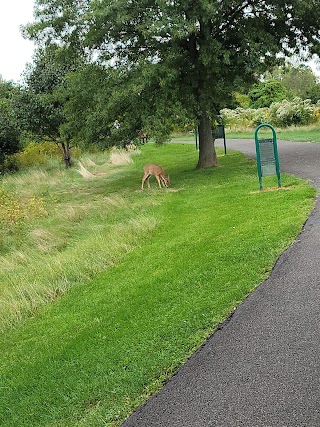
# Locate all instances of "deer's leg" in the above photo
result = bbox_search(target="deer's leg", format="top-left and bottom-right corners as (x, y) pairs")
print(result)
(156, 175), (162, 188)
(160, 176), (167, 188)
(142, 173), (149, 189)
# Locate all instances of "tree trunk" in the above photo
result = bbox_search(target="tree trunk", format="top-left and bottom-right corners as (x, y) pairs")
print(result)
(196, 111), (218, 169)
(60, 141), (72, 168)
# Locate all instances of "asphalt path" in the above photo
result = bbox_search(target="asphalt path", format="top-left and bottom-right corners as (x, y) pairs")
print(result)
(122, 139), (320, 427)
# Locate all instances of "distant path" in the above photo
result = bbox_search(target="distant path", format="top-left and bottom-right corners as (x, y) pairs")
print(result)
(122, 139), (320, 427)
(216, 138), (320, 185)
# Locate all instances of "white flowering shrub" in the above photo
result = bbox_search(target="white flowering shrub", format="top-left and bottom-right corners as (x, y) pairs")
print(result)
(221, 98), (317, 130)
(220, 107), (269, 129)
(268, 98), (314, 127)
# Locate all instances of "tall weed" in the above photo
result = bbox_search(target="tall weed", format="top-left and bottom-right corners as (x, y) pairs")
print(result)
(0, 147), (162, 331)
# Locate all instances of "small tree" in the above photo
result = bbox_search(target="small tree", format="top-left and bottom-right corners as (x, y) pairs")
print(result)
(0, 99), (21, 161)
(61, 64), (145, 149)
(14, 46), (82, 167)
(249, 80), (287, 108)
(0, 79), (21, 170)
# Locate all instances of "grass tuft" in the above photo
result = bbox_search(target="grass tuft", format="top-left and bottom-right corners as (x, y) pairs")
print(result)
(110, 148), (134, 165)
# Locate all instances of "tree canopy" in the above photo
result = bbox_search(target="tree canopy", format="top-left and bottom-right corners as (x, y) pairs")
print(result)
(249, 80), (287, 108)
(25, 0), (320, 167)
(264, 64), (320, 100)
(14, 46), (83, 167)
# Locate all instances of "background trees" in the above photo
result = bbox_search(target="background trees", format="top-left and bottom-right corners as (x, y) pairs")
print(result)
(0, 78), (21, 171)
(282, 65), (318, 101)
(0, 1), (319, 171)
(13, 46), (82, 167)
(24, 0), (320, 168)
(263, 64), (320, 102)
(249, 80), (287, 108)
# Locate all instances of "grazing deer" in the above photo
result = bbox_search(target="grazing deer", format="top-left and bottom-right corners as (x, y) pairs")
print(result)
(142, 164), (170, 189)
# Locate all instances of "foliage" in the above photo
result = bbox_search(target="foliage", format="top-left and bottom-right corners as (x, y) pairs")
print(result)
(0, 77), (17, 100)
(220, 107), (270, 129)
(305, 83), (320, 104)
(264, 64), (320, 102)
(269, 98), (315, 127)
(62, 64), (145, 148)
(233, 92), (251, 109)
(249, 80), (287, 108)
(13, 45), (84, 167)
(14, 141), (63, 168)
(0, 99), (21, 164)
(24, 0), (320, 168)
(221, 98), (316, 129)
(0, 144), (315, 426)
(0, 78), (21, 169)
(14, 88), (63, 142)
(281, 64), (318, 100)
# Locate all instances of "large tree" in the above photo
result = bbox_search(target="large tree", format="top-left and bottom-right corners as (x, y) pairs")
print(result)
(25, 0), (320, 168)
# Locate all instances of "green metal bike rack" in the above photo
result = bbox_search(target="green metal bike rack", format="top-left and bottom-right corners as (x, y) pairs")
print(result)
(254, 123), (281, 190)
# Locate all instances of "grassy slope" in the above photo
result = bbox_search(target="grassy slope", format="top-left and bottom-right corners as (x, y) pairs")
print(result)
(0, 151), (159, 330)
(0, 144), (315, 426)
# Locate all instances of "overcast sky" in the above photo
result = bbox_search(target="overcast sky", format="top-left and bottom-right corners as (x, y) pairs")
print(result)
(0, 1), (319, 84)
(0, 0), (35, 83)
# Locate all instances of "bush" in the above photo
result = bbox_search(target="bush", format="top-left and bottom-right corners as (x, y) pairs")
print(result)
(269, 98), (315, 127)
(0, 187), (47, 229)
(0, 155), (19, 175)
(220, 107), (269, 129)
(15, 141), (63, 168)
(249, 80), (287, 108)
(221, 98), (316, 130)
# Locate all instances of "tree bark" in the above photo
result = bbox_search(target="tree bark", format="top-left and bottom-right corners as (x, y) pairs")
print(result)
(196, 111), (218, 168)
(60, 141), (72, 168)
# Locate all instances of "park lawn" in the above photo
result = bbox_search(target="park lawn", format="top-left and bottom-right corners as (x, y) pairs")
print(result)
(171, 124), (320, 143)
(221, 124), (320, 142)
(0, 143), (315, 426)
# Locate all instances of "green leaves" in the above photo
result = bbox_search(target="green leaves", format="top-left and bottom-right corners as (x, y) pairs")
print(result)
(22, 1), (320, 165)
(0, 99), (20, 157)
(249, 80), (287, 108)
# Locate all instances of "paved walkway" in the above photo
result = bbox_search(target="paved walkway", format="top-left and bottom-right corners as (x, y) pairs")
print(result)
(122, 140), (320, 427)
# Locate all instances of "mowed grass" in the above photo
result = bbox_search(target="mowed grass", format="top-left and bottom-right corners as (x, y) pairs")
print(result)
(224, 124), (320, 142)
(171, 124), (320, 143)
(0, 143), (316, 426)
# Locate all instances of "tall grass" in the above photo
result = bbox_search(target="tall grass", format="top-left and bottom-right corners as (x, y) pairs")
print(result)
(0, 143), (315, 426)
(0, 148), (156, 331)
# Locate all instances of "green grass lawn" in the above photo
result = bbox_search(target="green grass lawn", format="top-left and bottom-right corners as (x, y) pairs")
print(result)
(226, 125), (320, 142)
(0, 143), (315, 426)
(171, 124), (320, 143)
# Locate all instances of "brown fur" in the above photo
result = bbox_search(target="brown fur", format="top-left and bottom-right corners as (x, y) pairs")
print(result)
(142, 164), (170, 189)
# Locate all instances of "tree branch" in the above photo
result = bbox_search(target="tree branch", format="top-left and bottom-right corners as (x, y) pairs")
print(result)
(213, 0), (257, 37)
